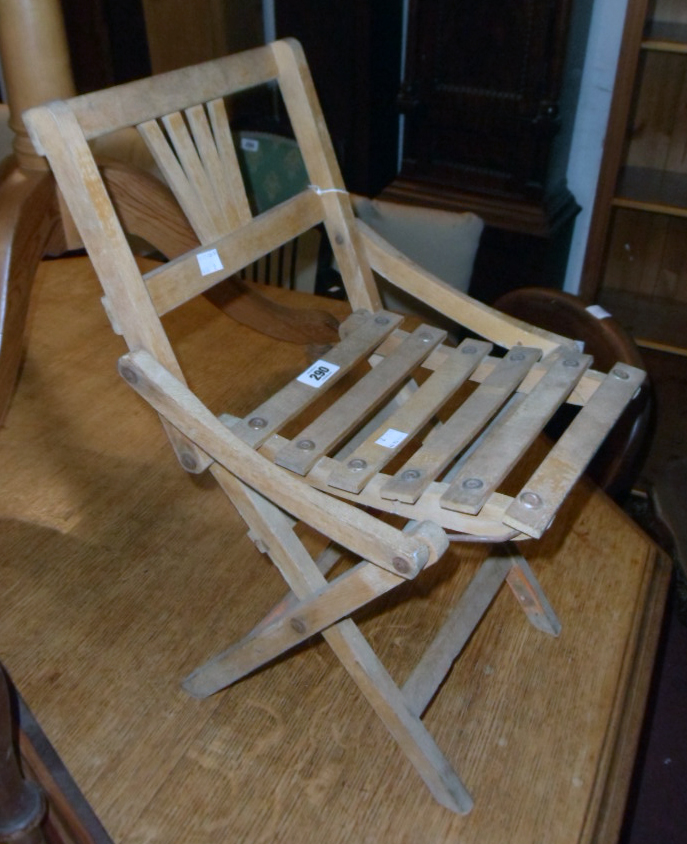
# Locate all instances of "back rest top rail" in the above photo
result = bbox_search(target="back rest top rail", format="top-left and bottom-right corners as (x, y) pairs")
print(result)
(28, 43), (280, 149)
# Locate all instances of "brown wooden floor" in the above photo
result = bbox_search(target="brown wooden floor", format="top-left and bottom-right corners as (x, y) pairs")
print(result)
(0, 257), (671, 843)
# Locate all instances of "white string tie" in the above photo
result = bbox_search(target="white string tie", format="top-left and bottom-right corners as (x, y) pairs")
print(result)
(309, 184), (348, 196)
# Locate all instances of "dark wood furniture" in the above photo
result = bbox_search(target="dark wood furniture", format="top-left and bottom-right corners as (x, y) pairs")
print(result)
(388, 0), (579, 237)
(580, 0), (687, 356)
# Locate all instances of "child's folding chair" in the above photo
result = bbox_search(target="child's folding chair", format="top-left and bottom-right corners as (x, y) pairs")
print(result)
(24, 39), (645, 813)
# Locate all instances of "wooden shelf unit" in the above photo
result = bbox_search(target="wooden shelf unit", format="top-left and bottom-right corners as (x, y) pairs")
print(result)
(581, 0), (687, 355)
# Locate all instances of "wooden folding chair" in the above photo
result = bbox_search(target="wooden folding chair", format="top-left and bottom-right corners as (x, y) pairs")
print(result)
(24, 40), (645, 813)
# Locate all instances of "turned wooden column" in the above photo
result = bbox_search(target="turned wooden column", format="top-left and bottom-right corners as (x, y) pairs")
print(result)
(0, 0), (76, 168)
(0, 0), (76, 424)
(0, 666), (47, 843)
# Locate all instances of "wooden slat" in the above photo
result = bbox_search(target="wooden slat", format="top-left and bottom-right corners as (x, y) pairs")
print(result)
(138, 116), (219, 241)
(381, 347), (542, 504)
(441, 349), (592, 514)
(143, 189), (324, 315)
(206, 98), (252, 224)
(372, 333), (606, 407)
(118, 349), (448, 579)
(35, 45), (279, 144)
(357, 220), (572, 354)
(184, 104), (242, 230)
(327, 338), (493, 494)
(231, 310), (403, 448)
(274, 324), (447, 475)
(503, 362), (646, 538)
(260, 436), (525, 538)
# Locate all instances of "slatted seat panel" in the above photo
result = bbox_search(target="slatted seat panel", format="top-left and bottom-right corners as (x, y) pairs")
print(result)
(274, 324), (448, 474)
(327, 338), (493, 494)
(379, 346), (543, 504)
(441, 348), (592, 514)
(503, 361), (646, 537)
(230, 309), (403, 448)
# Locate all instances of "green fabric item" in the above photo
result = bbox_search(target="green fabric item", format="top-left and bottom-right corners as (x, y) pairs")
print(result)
(234, 131), (309, 213)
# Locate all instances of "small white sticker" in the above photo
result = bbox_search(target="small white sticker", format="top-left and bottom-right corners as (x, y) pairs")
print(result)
(197, 248), (224, 276)
(240, 137), (260, 152)
(297, 359), (340, 388)
(375, 428), (408, 449)
(586, 304), (612, 320)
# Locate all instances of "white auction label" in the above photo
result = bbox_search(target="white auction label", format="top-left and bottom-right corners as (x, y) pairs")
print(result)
(375, 428), (408, 449)
(297, 359), (340, 387)
(197, 248), (224, 276)
(586, 304), (612, 320)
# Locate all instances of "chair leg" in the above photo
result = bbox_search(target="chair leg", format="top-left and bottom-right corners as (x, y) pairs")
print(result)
(504, 545), (561, 636)
(188, 464), (473, 813)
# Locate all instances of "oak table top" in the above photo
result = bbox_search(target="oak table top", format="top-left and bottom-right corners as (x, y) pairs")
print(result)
(0, 256), (670, 844)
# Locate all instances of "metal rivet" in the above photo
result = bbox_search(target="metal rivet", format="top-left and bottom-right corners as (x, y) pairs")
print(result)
(418, 331), (433, 342)
(519, 491), (543, 509)
(290, 617), (307, 635)
(374, 315), (390, 325)
(612, 368), (630, 380)
(401, 468), (421, 481)
(181, 453), (198, 472)
(392, 556), (412, 575)
(510, 351), (525, 361)
(347, 458), (367, 471)
(248, 416), (267, 430)
(120, 365), (138, 385)
(563, 358), (580, 368)
(297, 439), (315, 451)
(462, 344), (477, 354)
(335, 233), (345, 245)
(462, 477), (484, 490)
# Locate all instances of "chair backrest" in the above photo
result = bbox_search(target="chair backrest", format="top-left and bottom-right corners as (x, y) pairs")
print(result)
(26, 40), (383, 361)
(25, 39), (575, 474)
(24, 40), (389, 468)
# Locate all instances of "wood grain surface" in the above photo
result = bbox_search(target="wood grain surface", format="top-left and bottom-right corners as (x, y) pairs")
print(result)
(0, 257), (670, 844)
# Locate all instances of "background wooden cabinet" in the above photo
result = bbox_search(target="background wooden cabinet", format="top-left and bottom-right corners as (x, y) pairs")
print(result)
(387, 0), (578, 239)
(581, 0), (687, 355)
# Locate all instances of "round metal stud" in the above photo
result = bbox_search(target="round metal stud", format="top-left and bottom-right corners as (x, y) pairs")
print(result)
(297, 439), (315, 451)
(248, 416), (267, 430)
(612, 368), (630, 380)
(563, 358), (580, 368)
(510, 351), (525, 361)
(519, 491), (543, 509)
(462, 477), (484, 490)
(374, 315), (390, 325)
(462, 345), (477, 354)
(401, 468), (421, 481)
(347, 458), (368, 471)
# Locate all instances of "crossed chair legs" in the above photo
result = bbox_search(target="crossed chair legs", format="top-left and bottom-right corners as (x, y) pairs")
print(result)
(183, 463), (560, 814)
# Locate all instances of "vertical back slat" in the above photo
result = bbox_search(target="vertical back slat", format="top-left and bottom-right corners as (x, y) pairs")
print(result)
(185, 103), (242, 230)
(138, 117), (219, 242)
(207, 98), (252, 225)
